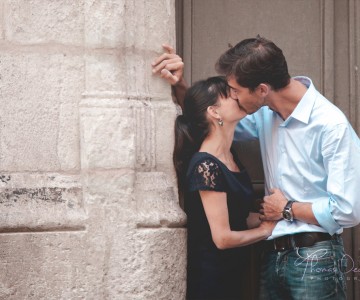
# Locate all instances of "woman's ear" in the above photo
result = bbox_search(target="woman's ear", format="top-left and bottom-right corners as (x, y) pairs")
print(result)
(207, 105), (220, 120)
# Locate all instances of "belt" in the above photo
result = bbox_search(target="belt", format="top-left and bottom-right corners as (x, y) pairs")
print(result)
(263, 232), (336, 252)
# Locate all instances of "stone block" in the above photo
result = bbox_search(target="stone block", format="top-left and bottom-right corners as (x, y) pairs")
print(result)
(153, 101), (178, 174)
(0, 173), (87, 231)
(135, 172), (186, 228)
(84, 0), (126, 48)
(0, 52), (83, 171)
(80, 106), (135, 169)
(4, 0), (84, 45)
(85, 51), (167, 97)
(84, 170), (136, 217)
(84, 0), (175, 98)
(121, 0), (175, 50)
(0, 232), (98, 299)
(0, 2), (4, 40)
(84, 0), (175, 49)
(102, 227), (187, 300)
(85, 52), (127, 93)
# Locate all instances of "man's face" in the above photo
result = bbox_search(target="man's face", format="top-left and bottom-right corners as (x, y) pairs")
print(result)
(227, 76), (265, 115)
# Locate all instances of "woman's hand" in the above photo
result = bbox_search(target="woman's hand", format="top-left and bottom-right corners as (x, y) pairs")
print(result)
(152, 44), (187, 109)
(258, 220), (277, 238)
(151, 44), (185, 86)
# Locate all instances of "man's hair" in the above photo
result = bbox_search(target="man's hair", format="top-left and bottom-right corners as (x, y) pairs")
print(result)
(215, 36), (291, 91)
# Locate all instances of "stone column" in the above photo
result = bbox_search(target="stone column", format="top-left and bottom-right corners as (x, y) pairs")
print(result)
(0, 0), (186, 299)
(81, 0), (187, 299)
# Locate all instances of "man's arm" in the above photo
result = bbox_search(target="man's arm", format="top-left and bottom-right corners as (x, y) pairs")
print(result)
(261, 123), (360, 235)
(259, 188), (320, 225)
(151, 44), (187, 109)
(311, 124), (360, 233)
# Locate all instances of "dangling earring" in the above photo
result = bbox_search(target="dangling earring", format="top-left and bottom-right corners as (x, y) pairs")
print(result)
(218, 119), (224, 127)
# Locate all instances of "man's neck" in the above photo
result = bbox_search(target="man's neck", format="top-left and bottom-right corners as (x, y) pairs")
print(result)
(266, 78), (308, 120)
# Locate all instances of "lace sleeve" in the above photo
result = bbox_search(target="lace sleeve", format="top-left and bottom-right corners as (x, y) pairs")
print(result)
(188, 158), (226, 192)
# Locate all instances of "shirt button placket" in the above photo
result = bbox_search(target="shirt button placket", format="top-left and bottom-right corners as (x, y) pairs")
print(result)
(278, 126), (286, 188)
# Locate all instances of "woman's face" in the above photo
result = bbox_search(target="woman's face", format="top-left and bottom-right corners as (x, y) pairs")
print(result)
(216, 94), (247, 124)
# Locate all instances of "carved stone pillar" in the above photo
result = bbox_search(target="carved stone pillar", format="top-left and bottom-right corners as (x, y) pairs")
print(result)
(81, 0), (187, 298)
(0, 0), (186, 299)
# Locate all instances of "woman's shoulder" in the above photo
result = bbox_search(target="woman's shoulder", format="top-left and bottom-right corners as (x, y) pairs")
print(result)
(187, 152), (222, 175)
(186, 152), (226, 192)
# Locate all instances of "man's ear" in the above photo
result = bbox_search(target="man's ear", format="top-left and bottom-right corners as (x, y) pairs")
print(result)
(257, 83), (270, 97)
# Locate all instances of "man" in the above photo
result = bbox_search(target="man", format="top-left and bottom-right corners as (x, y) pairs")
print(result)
(152, 37), (360, 299)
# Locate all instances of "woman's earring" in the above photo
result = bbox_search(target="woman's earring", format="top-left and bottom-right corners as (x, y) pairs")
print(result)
(218, 119), (224, 127)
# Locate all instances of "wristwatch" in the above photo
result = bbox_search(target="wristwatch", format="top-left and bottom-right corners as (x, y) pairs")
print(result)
(282, 200), (295, 222)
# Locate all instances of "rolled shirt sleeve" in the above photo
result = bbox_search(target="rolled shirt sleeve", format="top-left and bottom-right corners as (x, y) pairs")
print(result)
(312, 123), (360, 234)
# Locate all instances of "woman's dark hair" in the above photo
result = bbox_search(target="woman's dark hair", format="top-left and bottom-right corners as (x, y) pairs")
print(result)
(173, 76), (228, 198)
(215, 36), (291, 91)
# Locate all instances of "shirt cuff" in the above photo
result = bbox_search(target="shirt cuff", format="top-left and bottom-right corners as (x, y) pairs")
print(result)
(312, 198), (341, 235)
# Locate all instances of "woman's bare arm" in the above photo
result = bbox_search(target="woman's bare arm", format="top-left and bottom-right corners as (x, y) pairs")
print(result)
(200, 190), (276, 250)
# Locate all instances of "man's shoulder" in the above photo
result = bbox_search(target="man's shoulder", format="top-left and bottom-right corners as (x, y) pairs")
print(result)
(312, 94), (349, 127)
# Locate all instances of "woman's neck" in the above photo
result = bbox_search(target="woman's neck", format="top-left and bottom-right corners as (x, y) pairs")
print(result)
(199, 123), (239, 171)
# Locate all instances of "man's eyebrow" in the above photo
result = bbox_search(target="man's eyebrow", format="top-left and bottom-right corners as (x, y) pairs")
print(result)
(227, 84), (237, 90)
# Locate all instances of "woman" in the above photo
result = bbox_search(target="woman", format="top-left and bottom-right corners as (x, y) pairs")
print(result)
(173, 76), (276, 299)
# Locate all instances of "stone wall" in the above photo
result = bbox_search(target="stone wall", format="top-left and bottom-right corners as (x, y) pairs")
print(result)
(0, 0), (186, 299)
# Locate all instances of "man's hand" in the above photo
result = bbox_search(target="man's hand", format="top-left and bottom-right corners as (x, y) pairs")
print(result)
(152, 44), (184, 86)
(260, 188), (287, 221)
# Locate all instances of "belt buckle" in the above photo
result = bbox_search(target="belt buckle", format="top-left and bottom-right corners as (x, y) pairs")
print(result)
(273, 238), (286, 251)
(273, 235), (295, 251)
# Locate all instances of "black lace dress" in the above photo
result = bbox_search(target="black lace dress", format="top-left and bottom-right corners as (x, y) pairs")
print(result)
(185, 151), (254, 300)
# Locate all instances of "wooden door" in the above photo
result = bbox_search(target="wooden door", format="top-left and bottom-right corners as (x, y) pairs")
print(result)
(176, 0), (360, 299)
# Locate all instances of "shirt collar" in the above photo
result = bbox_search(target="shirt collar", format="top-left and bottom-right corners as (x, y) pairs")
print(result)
(284, 76), (317, 125)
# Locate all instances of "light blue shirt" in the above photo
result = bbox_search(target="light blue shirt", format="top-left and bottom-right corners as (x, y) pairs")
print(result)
(235, 76), (360, 239)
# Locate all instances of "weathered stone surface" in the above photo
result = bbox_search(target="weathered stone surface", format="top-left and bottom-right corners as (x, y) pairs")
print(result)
(85, 51), (168, 97)
(154, 101), (178, 174)
(0, 173), (87, 231)
(84, 0), (175, 49)
(0, 52), (83, 171)
(84, 0), (126, 48)
(1, 1), (186, 299)
(84, 170), (136, 225)
(0, 2), (4, 40)
(135, 172), (186, 228)
(4, 0), (84, 45)
(80, 106), (135, 169)
(84, 0), (175, 98)
(0, 232), (95, 299)
(100, 227), (187, 300)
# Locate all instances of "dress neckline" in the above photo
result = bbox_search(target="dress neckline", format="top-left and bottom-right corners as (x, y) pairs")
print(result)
(196, 151), (244, 174)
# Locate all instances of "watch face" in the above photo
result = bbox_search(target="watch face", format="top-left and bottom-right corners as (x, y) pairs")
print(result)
(283, 210), (292, 221)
